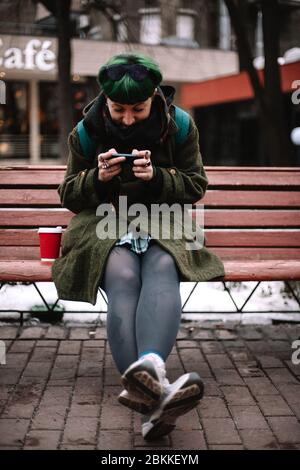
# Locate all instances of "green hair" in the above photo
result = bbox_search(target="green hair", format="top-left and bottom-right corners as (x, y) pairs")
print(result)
(97, 53), (162, 104)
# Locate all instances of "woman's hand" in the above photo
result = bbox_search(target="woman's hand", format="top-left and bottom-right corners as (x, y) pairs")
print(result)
(97, 148), (125, 182)
(132, 149), (153, 181)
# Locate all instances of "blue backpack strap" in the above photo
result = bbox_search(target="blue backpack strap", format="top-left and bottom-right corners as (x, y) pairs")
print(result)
(174, 106), (190, 145)
(77, 119), (97, 158)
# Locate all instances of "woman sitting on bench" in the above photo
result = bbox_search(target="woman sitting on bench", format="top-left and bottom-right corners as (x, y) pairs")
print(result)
(52, 52), (225, 441)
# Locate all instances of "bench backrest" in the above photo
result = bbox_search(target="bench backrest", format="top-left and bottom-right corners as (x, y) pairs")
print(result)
(0, 166), (300, 261)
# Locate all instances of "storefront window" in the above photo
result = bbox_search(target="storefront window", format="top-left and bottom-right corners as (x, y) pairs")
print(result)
(0, 81), (29, 159)
(0, 79), (98, 162)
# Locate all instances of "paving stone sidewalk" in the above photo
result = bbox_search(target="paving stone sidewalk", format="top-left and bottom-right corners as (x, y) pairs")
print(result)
(0, 323), (300, 450)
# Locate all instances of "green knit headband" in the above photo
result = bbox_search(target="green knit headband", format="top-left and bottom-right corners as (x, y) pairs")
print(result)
(97, 53), (162, 104)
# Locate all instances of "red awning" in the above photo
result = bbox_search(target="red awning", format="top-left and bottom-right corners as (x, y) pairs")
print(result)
(181, 60), (300, 109)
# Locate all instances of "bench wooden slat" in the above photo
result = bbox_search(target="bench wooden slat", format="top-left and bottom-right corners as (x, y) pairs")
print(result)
(1, 206), (299, 229)
(213, 247), (300, 260)
(0, 170), (65, 186)
(0, 229), (41, 245)
(206, 169), (300, 188)
(1, 189), (300, 209)
(0, 229), (65, 245)
(0, 247), (43, 259)
(206, 231), (300, 247)
(0, 210), (73, 226)
(1, 190), (300, 209)
(199, 210), (300, 227)
(201, 191), (300, 208)
(0, 189), (59, 206)
(0, 228), (299, 247)
(0, 165), (66, 170)
(1, 166), (300, 188)
(1, 246), (300, 261)
(1, 227), (300, 247)
(223, 260), (300, 281)
(206, 166), (300, 171)
(0, 260), (54, 282)
(2, 165), (297, 171)
(1, 259), (300, 282)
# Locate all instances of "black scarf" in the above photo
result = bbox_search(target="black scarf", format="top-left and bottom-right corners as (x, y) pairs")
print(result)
(83, 90), (170, 154)
(103, 97), (167, 154)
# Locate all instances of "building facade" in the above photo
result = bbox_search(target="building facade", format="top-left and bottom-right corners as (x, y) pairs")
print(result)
(1, 0), (299, 165)
(0, 0), (240, 164)
(180, 1), (300, 166)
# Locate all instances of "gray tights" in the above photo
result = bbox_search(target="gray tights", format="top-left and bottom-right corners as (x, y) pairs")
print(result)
(101, 242), (182, 374)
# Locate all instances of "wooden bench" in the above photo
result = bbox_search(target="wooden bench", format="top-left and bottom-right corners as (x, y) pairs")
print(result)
(1, 165), (300, 318)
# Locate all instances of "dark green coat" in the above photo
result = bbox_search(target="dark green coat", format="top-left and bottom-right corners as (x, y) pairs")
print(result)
(52, 104), (225, 305)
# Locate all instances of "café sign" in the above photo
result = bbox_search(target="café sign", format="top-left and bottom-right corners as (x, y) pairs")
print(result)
(0, 38), (56, 71)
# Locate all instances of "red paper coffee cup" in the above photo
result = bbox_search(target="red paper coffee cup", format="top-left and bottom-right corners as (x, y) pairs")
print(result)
(38, 226), (63, 262)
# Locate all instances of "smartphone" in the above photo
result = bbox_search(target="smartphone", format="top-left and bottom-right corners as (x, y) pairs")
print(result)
(111, 153), (139, 165)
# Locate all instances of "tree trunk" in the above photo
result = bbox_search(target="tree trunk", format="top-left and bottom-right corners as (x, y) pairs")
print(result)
(56, 0), (73, 163)
(224, 0), (293, 166)
(261, 0), (293, 165)
(224, 0), (266, 113)
(236, 0), (248, 71)
(160, 0), (178, 39)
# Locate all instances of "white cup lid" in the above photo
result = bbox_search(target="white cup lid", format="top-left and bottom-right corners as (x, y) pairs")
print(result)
(38, 226), (63, 233)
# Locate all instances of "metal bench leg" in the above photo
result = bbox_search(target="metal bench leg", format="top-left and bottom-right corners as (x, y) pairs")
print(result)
(98, 287), (108, 307)
(284, 281), (300, 308)
(88, 288), (108, 338)
(222, 281), (261, 312)
(32, 283), (60, 312)
(182, 282), (198, 312)
(238, 281), (261, 312)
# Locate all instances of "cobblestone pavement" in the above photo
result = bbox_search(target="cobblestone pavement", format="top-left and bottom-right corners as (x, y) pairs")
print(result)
(0, 323), (300, 450)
